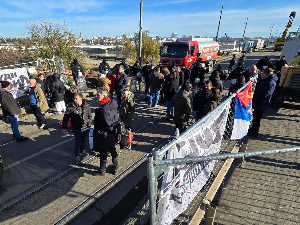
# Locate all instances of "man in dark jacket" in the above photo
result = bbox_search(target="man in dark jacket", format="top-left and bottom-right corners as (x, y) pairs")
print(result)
(142, 62), (153, 99)
(171, 82), (192, 134)
(193, 80), (213, 121)
(190, 62), (207, 89)
(239, 52), (246, 68)
(165, 70), (179, 120)
(0, 81), (28, 142)
(131, 60), (142, 91)
(148, 66), (164, 107)
(99, 59), (110, 71)
(114, 65), (129, 107)
(70, 58), (84, 85)
(62, 93), (92, 165)
(228, 55), (236, 72)
(274, 55), (288, 72)
(256, 56), (275, 71)
(181, 63), (190, 84)
(247, 68), (277, 137)
(93, 87), (121, 176)
(51, 73), (66, 114)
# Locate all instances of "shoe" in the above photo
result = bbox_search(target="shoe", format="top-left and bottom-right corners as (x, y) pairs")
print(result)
(16, 137), (29, 142)
(153, 105), (157, 108)
(39, 124), (46, 129)
(247, 132), (258, 137)
(93, 170), (105, 176)
(75, 156), (81, 165)
(80, 150), (89, 157)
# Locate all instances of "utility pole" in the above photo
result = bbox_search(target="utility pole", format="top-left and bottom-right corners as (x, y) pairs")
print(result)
(216, 6), (223, 42)
(138, 0), (143, 59)
(267, 25), (274, 46)
(240, 18), (248, 51)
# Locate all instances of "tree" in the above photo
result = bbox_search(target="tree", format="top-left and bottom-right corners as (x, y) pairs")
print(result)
(26, 19), (79, 70)
(0, 48), (24, 67)
(122, 30), (161, 64)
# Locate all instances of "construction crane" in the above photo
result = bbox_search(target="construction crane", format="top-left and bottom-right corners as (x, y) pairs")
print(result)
(274, 11), (296, 51)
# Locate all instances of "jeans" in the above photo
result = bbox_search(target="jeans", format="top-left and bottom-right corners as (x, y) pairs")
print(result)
(166, 101), (174, 119)
(145, 81), (151, 96)
(73, 129), (89, 157)
(148, 88), (161, 107)
(9, 115), (21, 138)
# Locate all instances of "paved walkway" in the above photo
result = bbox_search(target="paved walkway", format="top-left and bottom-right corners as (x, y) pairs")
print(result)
(214, 101), (300, 224)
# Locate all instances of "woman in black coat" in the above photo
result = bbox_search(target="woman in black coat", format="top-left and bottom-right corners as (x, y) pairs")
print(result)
(93, 87), (121, 176)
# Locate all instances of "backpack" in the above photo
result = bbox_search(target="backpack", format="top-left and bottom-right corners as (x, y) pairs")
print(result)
(119, 122), (134, 149)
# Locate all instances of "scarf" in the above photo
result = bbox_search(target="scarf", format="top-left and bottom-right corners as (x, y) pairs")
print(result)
(98, 96), (110, 106)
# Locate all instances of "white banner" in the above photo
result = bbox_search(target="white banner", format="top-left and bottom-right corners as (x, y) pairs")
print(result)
(156, 101), (231, 225)
(0, 68), (30, 98)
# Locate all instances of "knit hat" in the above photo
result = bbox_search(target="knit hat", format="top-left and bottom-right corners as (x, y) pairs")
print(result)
(0, 81), (10, 88)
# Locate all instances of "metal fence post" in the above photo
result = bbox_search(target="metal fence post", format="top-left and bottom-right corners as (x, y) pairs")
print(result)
(148, 152), (157, 225)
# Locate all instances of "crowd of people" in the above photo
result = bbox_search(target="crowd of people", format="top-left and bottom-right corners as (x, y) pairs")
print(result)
(0, 53), (287, 175)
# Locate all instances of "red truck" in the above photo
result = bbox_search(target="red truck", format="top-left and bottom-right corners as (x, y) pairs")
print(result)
(160, 37), (219, 71)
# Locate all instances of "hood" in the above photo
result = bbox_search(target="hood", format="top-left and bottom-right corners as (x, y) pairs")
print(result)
(53, 73), (60, 81)
(102, 98), (118, 110)
(264, 74), (278, 83)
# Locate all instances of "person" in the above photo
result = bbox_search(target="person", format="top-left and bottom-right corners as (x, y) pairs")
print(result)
(0, 81), (28, 142)
(70, 58), (84, 85)
(45, 73), (54, 97)
(193, 80), (213, 121)
(148, 66), (164, 108)
(93, 87), (122, 176)
(171, 82), (192, 134)
(238, 52), (246, 68)
(142, 61), (152, 100)
(51, 73), (66, 114)
(247, 68), (277, 137)
(62, 93), (92, 165)
(181, 63), (190, 83)
(203, 87), (221, 116)
(114, 65), (129, 107)
(119, 89), (135, 131)
(65, 81), (80, 104)
(164, 68), (179, 121)
(274, 55), (288, 72)
(98, 70), (111, 92)
(36, 74), (45, 93)
(242, 64), (258, 83)
(228, 55), (236, 72)
(26, 79), (49, 129)
(190, 62), (207, 89)
(209, 71), (223, 92)
(212, 64), (227, 80)
(99, 59), (110, 71)
(227, 61), (245, 80)
(121, 60), (130, 75)
(256, 56), (274, 71)
(228, 76), (246, 96)
(130, 60), (142, 91)
(106, 70), (116, 97)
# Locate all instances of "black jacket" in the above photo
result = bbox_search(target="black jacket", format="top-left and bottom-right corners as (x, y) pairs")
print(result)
(114, 73), (128, 91)
(93, 99), (121, 150)
(70, 62), (84, 78)
(165, 74), (179, 101)
(62, 99), (91, 130)
(62, 99), (92, 130)
(0, 87), (22, 117)
(51, 74), (65, 102)
(142, 65), (152, 82)
(193, 89), (211, 118)
(131, 63), (142, 76)
(190, 66), (207, 84)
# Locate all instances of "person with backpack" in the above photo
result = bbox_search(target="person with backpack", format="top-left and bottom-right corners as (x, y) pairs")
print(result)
(119, 89), (135, 149)
(93, 87), (121, 176)
(51, 73), (66, 114)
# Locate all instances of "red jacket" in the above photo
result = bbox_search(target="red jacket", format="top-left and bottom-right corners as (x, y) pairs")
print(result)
(106, 74), (116, 91)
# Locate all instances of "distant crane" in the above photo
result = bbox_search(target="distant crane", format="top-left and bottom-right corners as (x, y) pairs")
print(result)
(274, 11), (296, 51)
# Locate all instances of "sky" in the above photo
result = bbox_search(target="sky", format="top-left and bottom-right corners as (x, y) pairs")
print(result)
(0, 0), (300, 39)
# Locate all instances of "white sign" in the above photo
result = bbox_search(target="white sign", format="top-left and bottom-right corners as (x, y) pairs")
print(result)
(156, 101), (231, 225)
(0, 68), (30, 98)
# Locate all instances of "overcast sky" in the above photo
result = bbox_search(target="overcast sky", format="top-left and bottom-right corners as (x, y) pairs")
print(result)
(0, 0), (299, 38)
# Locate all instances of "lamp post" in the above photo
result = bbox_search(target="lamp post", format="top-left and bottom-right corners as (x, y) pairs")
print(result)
(138, 0), (143, 58)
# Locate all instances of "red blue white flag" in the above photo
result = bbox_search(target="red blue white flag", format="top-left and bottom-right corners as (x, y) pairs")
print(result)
(231, 83), (253, 140)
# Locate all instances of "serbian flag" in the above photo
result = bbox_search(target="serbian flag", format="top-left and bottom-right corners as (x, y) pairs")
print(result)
(231, 83), (253, 140)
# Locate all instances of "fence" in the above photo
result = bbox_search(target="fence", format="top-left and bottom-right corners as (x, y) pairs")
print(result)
(147, 78), (300, 225)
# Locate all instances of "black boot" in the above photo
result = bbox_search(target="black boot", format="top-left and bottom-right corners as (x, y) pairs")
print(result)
(112, 157), (119, 175)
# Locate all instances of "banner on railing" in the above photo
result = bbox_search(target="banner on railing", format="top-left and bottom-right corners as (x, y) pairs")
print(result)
(0, 68), (30, 98)
(156, 100), (231, 225)
(231, 83), (253, 140)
